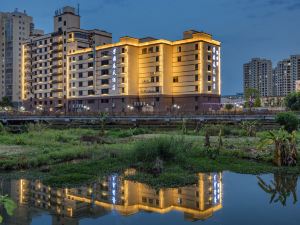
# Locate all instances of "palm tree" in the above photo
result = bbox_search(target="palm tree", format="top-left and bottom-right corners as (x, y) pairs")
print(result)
(260, 129), (297, 166)
(257, 173), (298, 206)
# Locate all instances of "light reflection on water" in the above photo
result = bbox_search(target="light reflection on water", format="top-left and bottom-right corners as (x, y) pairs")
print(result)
(0, 171), (299, 225)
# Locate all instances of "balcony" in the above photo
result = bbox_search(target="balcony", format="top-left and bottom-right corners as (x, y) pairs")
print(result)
(52, 72), (63, 76)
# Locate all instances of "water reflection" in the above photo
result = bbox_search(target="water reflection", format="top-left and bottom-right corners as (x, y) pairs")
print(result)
(257, 173), (298, 206)
(1, 172), (222, 224)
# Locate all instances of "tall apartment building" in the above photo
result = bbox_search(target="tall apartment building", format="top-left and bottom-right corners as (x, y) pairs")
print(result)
(0, 9), (34, 106)
(22, 6), (112, 112)
(31, 30), (219, 114)
(243, 58), (273, 97)
(273, 55), (300, 96)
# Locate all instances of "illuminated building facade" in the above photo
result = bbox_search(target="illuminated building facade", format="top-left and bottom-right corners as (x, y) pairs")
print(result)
(23, 27), (221, 113)
(67, 30), (221, 113)
(4, 172), (222, 224)
(22, 6), (112, 112)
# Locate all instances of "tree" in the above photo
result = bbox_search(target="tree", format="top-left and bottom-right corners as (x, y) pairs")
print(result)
(99, 112), (109, 136)
(244, 88), (260, 109)
(254, 97), (261, 107)
(259, 129), (297, 167)
(285, 91), (300, 111)
(0, 96), (13, 107)
(224, 104), (234, 111)
(275, 112), (299, 133)
(241, 121), (257, 137)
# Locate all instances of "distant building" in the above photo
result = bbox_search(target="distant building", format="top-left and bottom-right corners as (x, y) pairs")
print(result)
(243, 58), (273, 97)
(273, 55), (300, 96)
(0, 9), (34, 106)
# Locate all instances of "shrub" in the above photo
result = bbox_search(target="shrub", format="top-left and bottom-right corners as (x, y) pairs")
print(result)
(132, 137), (192, 163)
(275, 112), (299, 133)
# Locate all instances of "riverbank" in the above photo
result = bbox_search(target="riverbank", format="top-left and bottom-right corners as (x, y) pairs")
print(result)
(0, 124), (299, 188)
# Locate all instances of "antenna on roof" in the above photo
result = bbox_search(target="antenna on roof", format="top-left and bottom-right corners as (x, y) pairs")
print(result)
(77, 3), (80, 16)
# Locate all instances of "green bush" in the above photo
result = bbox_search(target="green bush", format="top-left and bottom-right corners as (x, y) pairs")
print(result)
(132, 137), (191, 163)
(275, 112), (299, 133)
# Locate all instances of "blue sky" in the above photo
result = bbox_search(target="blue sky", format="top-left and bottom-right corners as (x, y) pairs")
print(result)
(2, 0), (300, 95)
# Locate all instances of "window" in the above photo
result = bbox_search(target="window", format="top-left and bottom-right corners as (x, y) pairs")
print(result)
(142, 48), (147, 54)
(121, 57), (125, 63)
(79, 82), (83, 87)
(58, 17), (62, 22)
(88, 71), (93, 77)
(79, 64), (83, 69)
(78, 72), (83, 78)
(155, 86), (159, 92)
(101, 99), (109, 103)
(122, 67), (125, 73)
(208, 65), (211, 71)
(195, 75), (198, 81)
(208, 55), (211, 60)
(101, 79), (109, 85)
(88, 62), (93, 68)
(156, 46), (160, 52)
(101, 89), (109, 94)
(149, 47), (154, 53)
(88, 90), (94, 95)
(177, 56), (181, 62)
(156, 66), (159, 72)
(101, 69), (109, 75)
(208, 45), (211, 51)
(156, 56), (159, 62)
(208, 75), (211, 81)
(195, 64), (199, 70)
(156, 76), (159, 82)
(122, 77), (125, 83)
(195, 54), (198, 60)
(208, 86), (212, 91)
(122, 48), (125, 53)
(79, 90), (83, 96)
(101, 60), (109, 66)
(173, 76), (178, 83)
(195, 43), (199, 50)
(195, 85), (199, 91)
(121, 87), (125, 93)
(177, 46), (181, 52)
(195, 105), (199, 111)
(88, 80), (93, 86)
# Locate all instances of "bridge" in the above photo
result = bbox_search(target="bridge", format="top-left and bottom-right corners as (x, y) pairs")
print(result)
(0, 114), (279, 125)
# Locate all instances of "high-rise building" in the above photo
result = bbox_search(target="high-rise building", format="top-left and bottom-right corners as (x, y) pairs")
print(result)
(273, 55), (300, 96)
(23, 29), (221, 113)
(243, 58), (273, 97)
(22, 6), (112, 112)
(0, 9), (34, 106)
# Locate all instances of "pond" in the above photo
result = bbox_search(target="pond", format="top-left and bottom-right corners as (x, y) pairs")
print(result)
(0, 171), (299, 225)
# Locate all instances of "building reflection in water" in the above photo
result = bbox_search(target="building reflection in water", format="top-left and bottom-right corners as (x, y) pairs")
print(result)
(1, 171), (222, 225)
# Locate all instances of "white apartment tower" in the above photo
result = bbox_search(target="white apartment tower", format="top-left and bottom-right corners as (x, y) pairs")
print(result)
(243, 58), (273, 97)
(0, 9), (34, 106)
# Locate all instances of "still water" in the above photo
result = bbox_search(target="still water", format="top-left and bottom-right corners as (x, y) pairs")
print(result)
(0, 172), (299, 225)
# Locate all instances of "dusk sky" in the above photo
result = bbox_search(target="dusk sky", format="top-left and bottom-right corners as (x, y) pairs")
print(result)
(2, 0), (300, 95)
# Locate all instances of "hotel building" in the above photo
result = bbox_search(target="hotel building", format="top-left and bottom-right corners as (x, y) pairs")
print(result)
(66, 30), (221, 114)
(22, 6), (112, 112)
(3, 172), (222, 224)
(23, 16), (221, 114)
(0, 9), (35, 106)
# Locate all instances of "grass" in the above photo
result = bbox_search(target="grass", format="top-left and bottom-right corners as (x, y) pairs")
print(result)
(0, 124), (300, 188)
